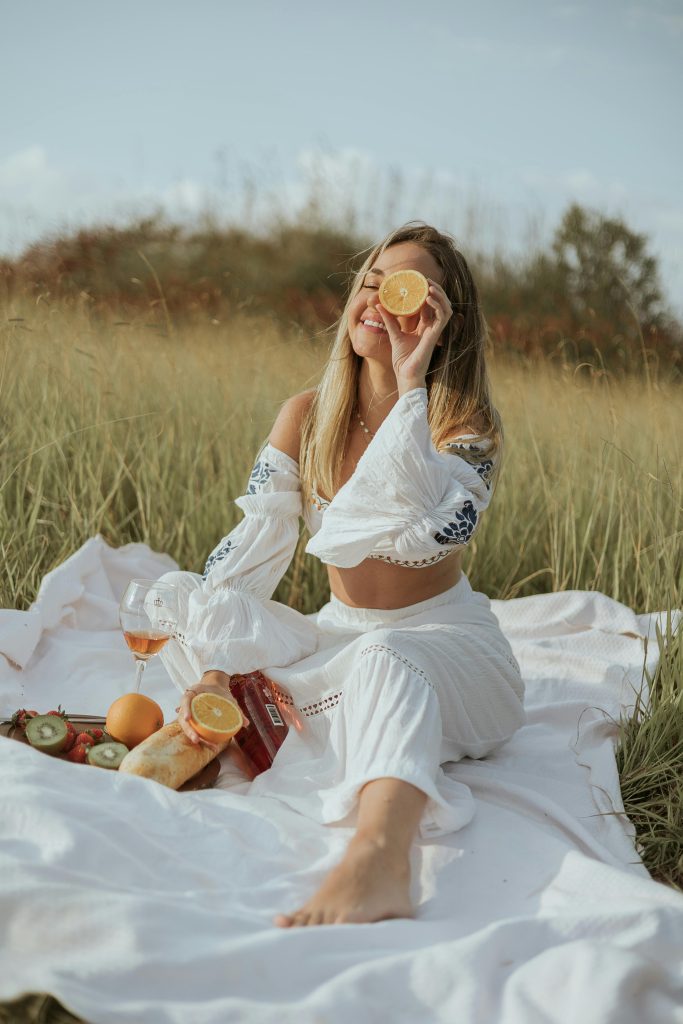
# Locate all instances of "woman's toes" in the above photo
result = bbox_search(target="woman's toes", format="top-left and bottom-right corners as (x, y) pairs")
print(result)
(308, 910), (325, 927)
(273, 913), (294, 928)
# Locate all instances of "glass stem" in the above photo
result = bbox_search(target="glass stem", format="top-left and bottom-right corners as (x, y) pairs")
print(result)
(134, 658), (146, 694)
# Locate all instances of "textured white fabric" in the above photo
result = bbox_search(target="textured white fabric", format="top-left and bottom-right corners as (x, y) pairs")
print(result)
(157, 570), (526, 840)
(306, 427), (494, 558)
(1, 537), (681, 1024)
(162, 577), (318, 679)
(204, 386), (498, 587)
(305, 386), (497, 567)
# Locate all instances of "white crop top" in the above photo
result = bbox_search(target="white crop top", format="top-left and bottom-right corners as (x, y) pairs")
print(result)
(201, 385), (499, 589)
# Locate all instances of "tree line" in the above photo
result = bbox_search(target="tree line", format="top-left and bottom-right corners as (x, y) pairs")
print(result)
(1, 202), (680, 380)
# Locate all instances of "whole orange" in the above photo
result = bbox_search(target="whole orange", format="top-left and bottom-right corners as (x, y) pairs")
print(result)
(105, 693), (164, 748)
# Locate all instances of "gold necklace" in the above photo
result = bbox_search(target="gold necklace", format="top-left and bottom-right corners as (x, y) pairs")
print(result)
(355, 400), (376, 440)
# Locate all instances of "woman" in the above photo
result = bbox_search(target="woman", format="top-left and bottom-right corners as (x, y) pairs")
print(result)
(157, 222), (526, 929)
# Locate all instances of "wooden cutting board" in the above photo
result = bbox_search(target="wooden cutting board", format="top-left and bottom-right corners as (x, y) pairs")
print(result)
(0, 715), (221, 791)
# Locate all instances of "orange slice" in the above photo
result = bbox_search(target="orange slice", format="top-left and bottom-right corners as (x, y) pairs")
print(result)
(378, 269), (429, 316)
(189, 692), (245, 744)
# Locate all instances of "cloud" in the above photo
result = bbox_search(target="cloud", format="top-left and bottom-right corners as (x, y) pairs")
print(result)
(0, 145), (222, 254)
(0, 145), (74, 214)
(160, 179), (207, 213)
(520, 166), (629, 203)
(0, 145), (39, 183)
(294, 146), (376, 208)
(293, 146), (470, 214)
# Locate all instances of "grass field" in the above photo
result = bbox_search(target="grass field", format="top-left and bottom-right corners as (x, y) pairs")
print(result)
(2, 303), (681, 888)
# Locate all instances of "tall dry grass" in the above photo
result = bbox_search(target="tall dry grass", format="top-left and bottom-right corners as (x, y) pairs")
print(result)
(1, 302), (681, 887)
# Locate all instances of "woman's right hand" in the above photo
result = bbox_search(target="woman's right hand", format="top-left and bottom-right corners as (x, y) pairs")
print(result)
(176, 670), (250, 752)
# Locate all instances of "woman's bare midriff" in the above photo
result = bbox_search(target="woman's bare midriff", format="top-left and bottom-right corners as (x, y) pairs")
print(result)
(327, 553), (463, 610)
(316, 423), (464, 611)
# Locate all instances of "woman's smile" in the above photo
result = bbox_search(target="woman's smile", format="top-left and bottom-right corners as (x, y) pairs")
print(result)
(360, 318), (388, 334)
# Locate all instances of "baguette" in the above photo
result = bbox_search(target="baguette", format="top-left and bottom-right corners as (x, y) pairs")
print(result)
(118, 721), (231, 789)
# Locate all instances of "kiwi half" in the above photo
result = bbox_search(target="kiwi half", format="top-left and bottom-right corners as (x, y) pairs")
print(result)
(25, 715), (68, 755)
(87, 742), (129, 769)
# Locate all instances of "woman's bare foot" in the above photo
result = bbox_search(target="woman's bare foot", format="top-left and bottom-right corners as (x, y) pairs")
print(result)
(273, 834), (414, 927)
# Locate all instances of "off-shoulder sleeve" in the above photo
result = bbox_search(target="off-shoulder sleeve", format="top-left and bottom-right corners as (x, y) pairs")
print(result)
(202, 442), (303, 602)
(304, 386), (498, 568)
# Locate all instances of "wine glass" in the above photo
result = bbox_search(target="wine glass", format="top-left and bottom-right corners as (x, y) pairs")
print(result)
(119, 579), (178, 694)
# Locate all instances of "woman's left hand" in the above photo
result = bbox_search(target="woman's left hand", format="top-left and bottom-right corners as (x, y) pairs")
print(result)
(376, 278), (455, 387)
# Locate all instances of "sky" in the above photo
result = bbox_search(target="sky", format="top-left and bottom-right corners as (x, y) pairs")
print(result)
(1, 0), (682, 314)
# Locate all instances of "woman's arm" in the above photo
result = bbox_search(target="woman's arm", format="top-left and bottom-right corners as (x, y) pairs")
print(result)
(182, 391), (318, 679)
(201, 390), (314, 599)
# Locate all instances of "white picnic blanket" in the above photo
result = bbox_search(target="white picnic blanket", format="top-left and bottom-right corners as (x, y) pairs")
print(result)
(1, 535), (682, 1024)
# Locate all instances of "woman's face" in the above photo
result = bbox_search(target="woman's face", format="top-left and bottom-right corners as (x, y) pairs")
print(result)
(348, 241), (446, 364)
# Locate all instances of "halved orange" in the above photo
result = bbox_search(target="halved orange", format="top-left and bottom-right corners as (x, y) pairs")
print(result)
(189, 692), (245, 744)
(379, 269), (429, 316)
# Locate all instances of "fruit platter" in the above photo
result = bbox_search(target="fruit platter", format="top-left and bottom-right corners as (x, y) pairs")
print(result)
(1, 705), (221, 791)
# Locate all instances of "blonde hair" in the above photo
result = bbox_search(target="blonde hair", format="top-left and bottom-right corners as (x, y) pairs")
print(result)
(299, 220), (504, 504)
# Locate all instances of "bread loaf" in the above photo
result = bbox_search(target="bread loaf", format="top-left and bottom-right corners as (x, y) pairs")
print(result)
(118, 721), (230, 789)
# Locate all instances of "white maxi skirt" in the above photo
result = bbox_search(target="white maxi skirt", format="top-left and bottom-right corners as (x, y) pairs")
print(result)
(159, 572), (526, 839)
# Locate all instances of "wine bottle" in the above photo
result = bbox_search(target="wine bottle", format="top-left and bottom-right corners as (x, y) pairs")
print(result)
(227, 670), (300, 778)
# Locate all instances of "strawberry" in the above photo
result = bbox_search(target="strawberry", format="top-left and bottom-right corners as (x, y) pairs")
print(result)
(67, 742), (89, 763)
(10, 708), (38, 731)
(75, 732), (95, 747)
(47, 705), (69, 719)
(62, 730), (77, 752)
(10, 709), (26, 729)
(90, 728), (104, 741)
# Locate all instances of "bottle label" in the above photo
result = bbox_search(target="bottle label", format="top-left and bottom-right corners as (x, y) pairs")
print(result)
(265, 703), (284, 727)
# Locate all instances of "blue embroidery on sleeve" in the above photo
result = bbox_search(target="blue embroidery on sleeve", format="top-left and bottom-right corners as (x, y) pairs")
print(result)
(247, 459), (278, 494)
(202, 537), (238, 578)
(201, 454), (277, 577)
(441, 442), (495, 491)
(433, 500), (478, 545)
(475, 459), (494, 489)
